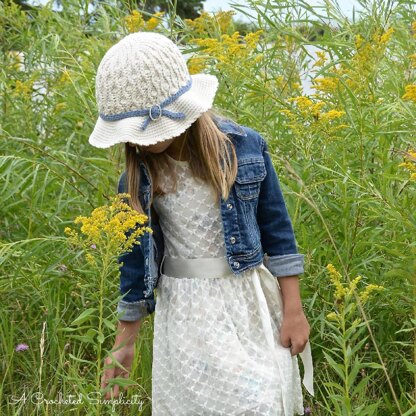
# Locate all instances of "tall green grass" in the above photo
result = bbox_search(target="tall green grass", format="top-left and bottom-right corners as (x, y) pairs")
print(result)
(1, 0), (415, 414)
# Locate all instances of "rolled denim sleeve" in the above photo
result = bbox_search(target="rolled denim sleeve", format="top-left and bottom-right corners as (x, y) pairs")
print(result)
(116, 171), (155, 321)
(256, 137), (304, 277)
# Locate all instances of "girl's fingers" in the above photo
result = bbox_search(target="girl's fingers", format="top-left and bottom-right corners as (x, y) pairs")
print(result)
(280, 334), (291, 348)
(101, 367), (113, 390)
(290, 339), (309, 356)
(112, 383), (120, 399)
(101, 359), (115, 397)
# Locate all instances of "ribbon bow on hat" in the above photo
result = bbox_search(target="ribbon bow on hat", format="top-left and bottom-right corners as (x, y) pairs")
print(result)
(99, 77), (193, 131)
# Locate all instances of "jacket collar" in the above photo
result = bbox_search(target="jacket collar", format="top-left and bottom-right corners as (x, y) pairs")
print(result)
(213, 115), (247, 137)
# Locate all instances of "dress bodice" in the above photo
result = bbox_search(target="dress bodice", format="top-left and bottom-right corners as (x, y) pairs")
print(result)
(152, 154), (227, 259)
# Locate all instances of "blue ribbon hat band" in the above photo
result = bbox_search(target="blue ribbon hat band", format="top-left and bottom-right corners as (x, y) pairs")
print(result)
(99, 77), (193, 131)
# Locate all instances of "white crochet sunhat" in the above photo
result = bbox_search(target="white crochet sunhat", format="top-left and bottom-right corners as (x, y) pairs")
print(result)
(88, 32), (219, 149)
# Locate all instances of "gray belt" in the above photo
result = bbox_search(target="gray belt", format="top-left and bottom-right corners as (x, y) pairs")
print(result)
(160, 255), (233, 279)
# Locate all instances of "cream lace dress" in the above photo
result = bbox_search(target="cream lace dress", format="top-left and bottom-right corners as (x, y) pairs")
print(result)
(151, 154), (312, 415)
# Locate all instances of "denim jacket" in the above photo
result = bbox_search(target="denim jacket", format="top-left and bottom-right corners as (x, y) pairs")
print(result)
(116, 117), (304, 321)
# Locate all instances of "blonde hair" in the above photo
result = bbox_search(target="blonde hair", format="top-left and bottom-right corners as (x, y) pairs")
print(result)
(124, 108), (238, 215)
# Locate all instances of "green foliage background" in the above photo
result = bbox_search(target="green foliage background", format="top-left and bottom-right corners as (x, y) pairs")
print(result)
(1, 0), (415, 414)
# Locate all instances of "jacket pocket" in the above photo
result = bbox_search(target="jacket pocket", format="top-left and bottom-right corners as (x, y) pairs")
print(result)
(234, 159), (266, 200)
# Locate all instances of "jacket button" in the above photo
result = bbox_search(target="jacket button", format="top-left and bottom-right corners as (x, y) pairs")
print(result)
(230, 236), (236, 244)
(227, 203), (233, 210)
(233, 261), (240, 268)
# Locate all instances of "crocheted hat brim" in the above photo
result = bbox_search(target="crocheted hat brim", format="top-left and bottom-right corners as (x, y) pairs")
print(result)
(88, 73), (219, 149)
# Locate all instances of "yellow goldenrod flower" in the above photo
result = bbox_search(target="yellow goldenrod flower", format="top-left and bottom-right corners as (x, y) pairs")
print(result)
(287, 96), (313, 110)
(145, 11), (165, 30)
(189, 29), (262, 76)
(312, 77), (339, 94)
(217, 10), (235, 33)
(346, 275), (362, 296)
(187, 56), (207, 75)
(326, 263), (346, 300)
(379, 27), (394, 44)
(55, 102), (67, 111)
(319, 109), (346, 123)
(14, 80), (32, 96)
(398, 149), (416, 181)
(326, 312), (339, 321)
(313, 51), (327, 68)
(358, 284), (384, 304)
(65, 193), (152, 264)
(409, 53), (416, 68)
(355, 34), (364, 49)
(125, 10), (145, 33)
(398, 161), (414, 170)
(59, 69), (71, 84)
(85, 253), (97, 267)
(185, 10), (235, 36)
(402, 84), (416, 102)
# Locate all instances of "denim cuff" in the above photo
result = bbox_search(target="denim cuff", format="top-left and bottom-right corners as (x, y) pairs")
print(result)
(117, 299), (155, 322)
(263, 253), (305, 277)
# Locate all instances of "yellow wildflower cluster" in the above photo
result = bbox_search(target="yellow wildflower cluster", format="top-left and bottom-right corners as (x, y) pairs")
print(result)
(326, 311), (338, 321)
(311, 77), (339, 94)
(402, 84), (416, 102)
(187, 56), (207, 75)
(313, 27), (395, 99)
(281, 96), (348, 133)
(326, 263), (346, 300)
(409, 53), (416, 68)
(59, 69), (71, 84)
(55, 102), (67, 112)
(373, 27), (395, 44)
(412, 21), (416, 38)
(398, 150), (416, 181)
(184, 11), (236, 37)
(13, 79), (32, 96)
(124, 10), (165, 33)
(348, 27), (393, 89)
(313, 51), (328, 68)
(359, 284), (385, 304)
(64, 193), (152, 261)
(318, 109), (346, 122)
(188, 30), (263, 77)
(281, 95), (347, 140)
(287, 96), (325, 117)
(191, 30), (263, 58)
(325, 263), (384, 323)
(326, 263), (384, 304)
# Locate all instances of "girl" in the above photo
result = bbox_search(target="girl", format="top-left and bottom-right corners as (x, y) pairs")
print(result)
(90, 32), (314, 415)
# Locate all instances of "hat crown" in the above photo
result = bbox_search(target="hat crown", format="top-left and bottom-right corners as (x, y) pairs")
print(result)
(95, 32), (190, 116)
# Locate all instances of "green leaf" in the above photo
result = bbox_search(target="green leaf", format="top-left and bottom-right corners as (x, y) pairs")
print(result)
(103, 318), (116, 331)
(323, 351), (346, 380)
(71, 308), (97, 326)
(364, 362), (384, 369)
(97, 332), (105, 344)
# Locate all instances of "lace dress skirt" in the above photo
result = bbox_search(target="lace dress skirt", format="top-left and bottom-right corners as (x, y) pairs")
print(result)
(151, 154), (314, 415)
(152, 258), (314, 415)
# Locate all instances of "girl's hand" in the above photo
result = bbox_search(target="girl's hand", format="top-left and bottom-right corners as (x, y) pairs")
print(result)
(101, 344), (135, 399)
(279, 309), (311, 356)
